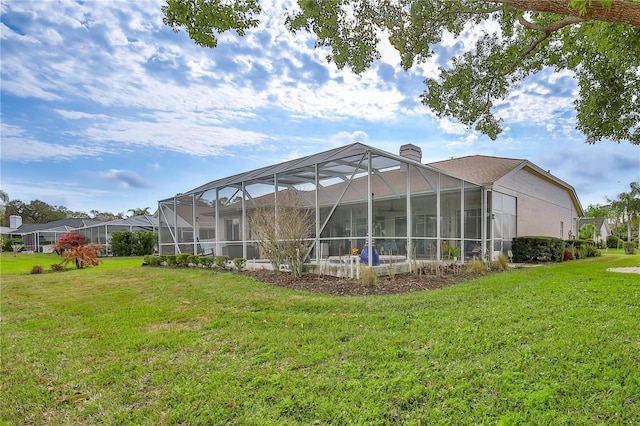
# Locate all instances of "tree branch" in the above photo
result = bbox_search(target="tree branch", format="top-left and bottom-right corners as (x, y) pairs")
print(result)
(486, 0), (640, 27)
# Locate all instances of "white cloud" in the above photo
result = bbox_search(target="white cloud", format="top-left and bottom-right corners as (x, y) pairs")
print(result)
(99, 169), (150, 188)
(0, 123), (107, 161)
(438, 118), (468, 135)
(330, 131), (369, 146)
(82, 115), (271, 156)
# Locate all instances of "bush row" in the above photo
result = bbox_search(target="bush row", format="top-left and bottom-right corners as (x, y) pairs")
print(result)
(111, 231), (156, 256)
(143, 254), (247, 271)
(512, 236), (604, 263)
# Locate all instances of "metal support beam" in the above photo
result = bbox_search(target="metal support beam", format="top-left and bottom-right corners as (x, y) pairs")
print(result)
(315, 164), (320, 263)
(305, 152), (368, 259)
(367, 151), (373, 267)
(436, 173), (441, 262)
(406, 164), (412, 265)
(241, 181), (247, 259)
(193, 193), (198, 255)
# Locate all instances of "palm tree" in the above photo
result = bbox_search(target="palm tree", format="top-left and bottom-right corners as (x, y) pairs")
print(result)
(128, 207), (151, 217)
(609, 182), (640, 243)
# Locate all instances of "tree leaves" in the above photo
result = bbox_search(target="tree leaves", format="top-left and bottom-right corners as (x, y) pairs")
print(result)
(162, 0), (261, 48)
(162, 0), (640, 144)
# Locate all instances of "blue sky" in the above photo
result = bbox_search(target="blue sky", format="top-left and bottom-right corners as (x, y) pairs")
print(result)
(1, 0), (639, 216)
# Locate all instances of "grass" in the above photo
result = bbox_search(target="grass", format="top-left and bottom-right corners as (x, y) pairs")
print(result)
(1, 252), (639, 424)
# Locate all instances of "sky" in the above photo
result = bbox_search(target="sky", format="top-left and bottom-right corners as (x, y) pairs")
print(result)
(1, 0), (639, 217)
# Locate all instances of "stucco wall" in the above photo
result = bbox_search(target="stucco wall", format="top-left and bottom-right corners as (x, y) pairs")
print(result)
(494, 167), (579, 239)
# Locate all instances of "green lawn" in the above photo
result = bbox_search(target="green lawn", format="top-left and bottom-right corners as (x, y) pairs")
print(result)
(1, 252), (639, 425)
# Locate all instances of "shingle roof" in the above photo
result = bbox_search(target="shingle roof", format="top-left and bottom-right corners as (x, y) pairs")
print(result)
(428, 155), (526, 185)
(14, 218), (97, 234)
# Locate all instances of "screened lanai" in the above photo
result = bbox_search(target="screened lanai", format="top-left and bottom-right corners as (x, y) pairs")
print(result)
(18, 216), (159, 253)
(74, 215), (159, 253)
(158, 143), (489, 267)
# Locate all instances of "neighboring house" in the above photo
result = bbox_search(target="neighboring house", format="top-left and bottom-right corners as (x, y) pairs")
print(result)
(1, 226), (17, 238)
(11, 215), (159, 253)
(12, 218), (102, 252)
(73, 215), (159, 253)
(577, 217), (610, 245)
(429, 155), (584, 254)
(158, 143), (584, 265)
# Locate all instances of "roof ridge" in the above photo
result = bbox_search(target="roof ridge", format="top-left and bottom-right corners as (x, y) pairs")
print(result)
(428, 154), (526, 164)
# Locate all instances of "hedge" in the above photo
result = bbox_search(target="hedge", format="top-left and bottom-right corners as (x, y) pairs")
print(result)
(512, 236), (564, 262)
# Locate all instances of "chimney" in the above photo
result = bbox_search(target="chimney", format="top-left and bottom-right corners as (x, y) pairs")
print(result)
(399, 144), (422, 163)
(10, 215), (23, 229)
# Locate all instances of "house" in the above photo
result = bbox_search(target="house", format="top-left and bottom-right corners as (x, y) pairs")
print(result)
(577, 217), (610, 245)
(11, 218), (101, 252)
(429, 155), (584, 254)
(11, 215), (158, 253)
(158, 143), (584, 269)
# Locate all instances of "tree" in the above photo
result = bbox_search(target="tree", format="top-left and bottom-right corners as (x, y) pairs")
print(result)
(0, 190), (9, 227)
(4, 199), (68, 224)
(163, 0), (640, 144)
(578, 222), (595, 240)
(90, 210), (125, 221)
(248, 190), (313, 277)
(585, 203), (611, 242)
(608, 181), (640, 243)
(128, 207), (151, 217)
(54, 231), (86, 254)
(54, 232), (100, 269)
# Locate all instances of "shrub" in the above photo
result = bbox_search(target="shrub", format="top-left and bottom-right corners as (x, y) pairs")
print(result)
(111, 231), (157, 256)
(584, 245), (602, 258)
(214, 255), (229, 269)
(166, 255), (177, 266)
(134, 231), (157, 256)
(563, 248), (575, 261)
(54, 232), (85, 254)
(176, 254), (190, 267)
(143, 255), (162, 266)
(30, 264), (44, 274)
(233, 257), (247, 271)
(467, 259), (486, 274)
(492, 254), (509, 271)
(50, 264), (65, 272)
(359, 264), (378, 287)
(2, 237), (23, 253)
(199, 256), (214, 268)
(110, 231), (135, 256)
(187, 255), (199, 266)
(623, 241), (636, 255)
(512, 236), (564, 262)
(607, 235), (621, 249)
(60, 244), (100, 269)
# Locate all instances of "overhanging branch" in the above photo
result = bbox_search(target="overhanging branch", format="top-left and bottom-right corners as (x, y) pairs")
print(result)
(486, 0), (640, 27)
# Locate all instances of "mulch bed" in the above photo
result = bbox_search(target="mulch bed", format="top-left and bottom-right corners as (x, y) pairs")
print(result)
(240, 264), (490, 296)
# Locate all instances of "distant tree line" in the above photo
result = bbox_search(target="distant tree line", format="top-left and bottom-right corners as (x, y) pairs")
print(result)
(0, 191), (151, 227)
